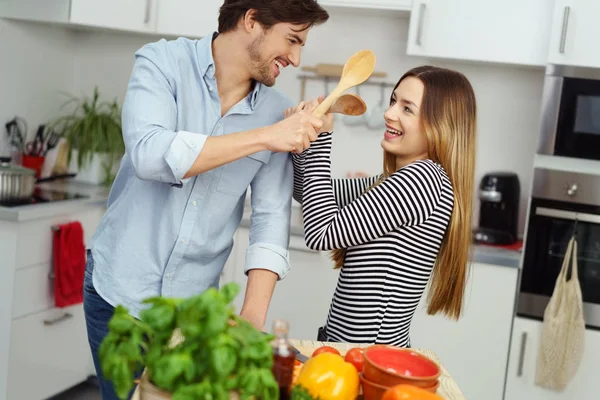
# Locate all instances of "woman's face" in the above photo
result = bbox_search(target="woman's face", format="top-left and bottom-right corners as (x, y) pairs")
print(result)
(381, 76), (429, 169)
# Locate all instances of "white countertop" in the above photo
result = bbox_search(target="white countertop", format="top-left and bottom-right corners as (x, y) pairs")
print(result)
(1, 182), (522, 268)
(0, 180), (110, 222)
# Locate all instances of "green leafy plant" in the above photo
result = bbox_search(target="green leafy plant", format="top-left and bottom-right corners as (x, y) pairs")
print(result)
(49, 86), (124, 185)
(99, 282), (279, 400)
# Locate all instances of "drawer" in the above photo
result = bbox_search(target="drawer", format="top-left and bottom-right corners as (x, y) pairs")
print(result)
(12, 263), (54, 319)
(15, 207), (105, 269)
(7, 305), (94, 400)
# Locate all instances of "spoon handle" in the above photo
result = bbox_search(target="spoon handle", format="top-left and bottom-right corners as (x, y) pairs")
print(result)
(312, 86), (345, 118)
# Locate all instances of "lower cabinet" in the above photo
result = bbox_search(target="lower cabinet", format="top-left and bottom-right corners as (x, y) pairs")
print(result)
(222, 226), (340, 340)
(504, 316), (599, 400)
(410, 262), (519, 400)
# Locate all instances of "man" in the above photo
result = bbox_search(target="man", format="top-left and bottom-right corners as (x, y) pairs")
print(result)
(83, 1), (329, 398)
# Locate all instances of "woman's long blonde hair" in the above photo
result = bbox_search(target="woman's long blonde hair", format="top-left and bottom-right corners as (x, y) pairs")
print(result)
(330, 66), (477, 320)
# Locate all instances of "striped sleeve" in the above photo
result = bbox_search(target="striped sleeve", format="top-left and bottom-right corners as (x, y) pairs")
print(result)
(302, 133), (444, 251)
(292, 140), (379, 208)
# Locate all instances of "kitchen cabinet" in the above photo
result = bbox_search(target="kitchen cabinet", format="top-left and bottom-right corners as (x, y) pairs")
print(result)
(0, 203), (105, 400)
(320, 0), (412, 11)
(406, 0), (554, 66)
(69, 0), (157, 33)
(223, 224), (340, 340)
(0, 0), (217, 38)
(547, 0), (600, 68)
(410, 262), (519, 400)
(156, 0), (220, 38)
(504, 316), (599, 400)
(0, 0), (157, 33)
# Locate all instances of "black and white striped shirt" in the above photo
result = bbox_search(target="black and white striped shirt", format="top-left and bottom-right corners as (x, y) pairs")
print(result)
(292, 132), (454, 347)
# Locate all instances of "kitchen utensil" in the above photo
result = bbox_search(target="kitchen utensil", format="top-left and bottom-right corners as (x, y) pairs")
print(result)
(362, 345), (441, 389)
(343, 86), (367, 126)
(0, 156), (36, 204)
(25, 124), (48, 156)
(302, 63), (387, 79)
(44, 130), (60, 156)
(329, 93), (367, 116)
(312, 50), (376, 118)
(0, 156), (77, 205)
(366, 82), (387, 130)
(4, 116), (27, 152)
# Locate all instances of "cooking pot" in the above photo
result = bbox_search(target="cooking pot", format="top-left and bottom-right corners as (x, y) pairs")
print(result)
(0, 156), (36, 204)
(0, 157), (77, 205)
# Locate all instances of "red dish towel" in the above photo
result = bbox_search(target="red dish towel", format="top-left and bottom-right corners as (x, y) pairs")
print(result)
(53, 221), (86, 308)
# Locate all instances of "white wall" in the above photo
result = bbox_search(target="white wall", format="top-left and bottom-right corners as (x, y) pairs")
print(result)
(0, 19), (74, 157)
(0, 8), (544, 234)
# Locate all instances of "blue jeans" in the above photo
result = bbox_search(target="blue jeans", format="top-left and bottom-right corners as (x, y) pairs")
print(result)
(83, 250), (142, 399)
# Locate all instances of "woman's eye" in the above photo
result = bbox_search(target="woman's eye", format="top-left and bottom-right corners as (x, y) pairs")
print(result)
(390, 98), (396, 105)
(404, 106), (412, 113)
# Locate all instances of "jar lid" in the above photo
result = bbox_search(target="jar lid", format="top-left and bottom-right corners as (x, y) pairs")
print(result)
(0, 157), (36, 176)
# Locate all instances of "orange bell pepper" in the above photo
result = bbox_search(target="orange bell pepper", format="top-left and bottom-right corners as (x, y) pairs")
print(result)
(382, 384), (444, 400)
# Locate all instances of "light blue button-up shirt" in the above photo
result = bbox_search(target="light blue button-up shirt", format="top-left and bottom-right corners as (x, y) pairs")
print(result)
(89, 33), (294, 318)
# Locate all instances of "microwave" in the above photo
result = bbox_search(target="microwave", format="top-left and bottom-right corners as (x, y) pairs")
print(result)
(538, 65), (600, 161)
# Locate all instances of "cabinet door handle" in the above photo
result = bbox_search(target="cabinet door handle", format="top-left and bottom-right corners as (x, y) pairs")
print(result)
(517, 331), (527, 377)
(416, 3), (427, 46)
(144, 0), (152, 24)
(559, 6), (570, 54)
(43, 312), (73, 326)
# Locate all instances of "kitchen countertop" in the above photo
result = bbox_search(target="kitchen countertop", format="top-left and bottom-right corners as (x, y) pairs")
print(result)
(131, 339), (465, 400)
(0, 180), (110, 222)
(240, 205), (523, 269)
(1, 182), (523, 269)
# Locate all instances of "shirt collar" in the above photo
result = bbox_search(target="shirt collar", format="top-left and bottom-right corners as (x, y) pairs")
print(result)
(197, 31), (262, 111)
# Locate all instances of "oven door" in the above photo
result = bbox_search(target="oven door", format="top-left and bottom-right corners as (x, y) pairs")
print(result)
(519, 197), (600, 329)
(554, 76), (600, 161)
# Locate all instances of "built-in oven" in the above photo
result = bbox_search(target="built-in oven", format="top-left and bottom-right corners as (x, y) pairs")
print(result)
(518, 168), (600, 330)
(538, 64), (600, 161)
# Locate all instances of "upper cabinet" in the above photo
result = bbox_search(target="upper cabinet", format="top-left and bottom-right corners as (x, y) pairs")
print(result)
(320, 0), (412, 11)
(548, 0), (600, 68)
(0, 0), (219, 38)
(406, 0), (554, 67)
(69, 0), (157, 33)
(156, 0), (220, 39)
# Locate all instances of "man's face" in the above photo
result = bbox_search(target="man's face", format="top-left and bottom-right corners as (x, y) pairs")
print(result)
(247, 22), (308, 87)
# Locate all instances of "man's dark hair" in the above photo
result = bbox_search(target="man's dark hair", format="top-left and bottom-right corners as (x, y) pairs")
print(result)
(218, 0), (329, 33)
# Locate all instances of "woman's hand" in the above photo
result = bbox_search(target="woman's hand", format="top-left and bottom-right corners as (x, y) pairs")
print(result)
(285, 96), (334, 133)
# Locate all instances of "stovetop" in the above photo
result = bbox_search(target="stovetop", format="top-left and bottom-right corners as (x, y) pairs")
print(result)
(0, 187), (89, 207)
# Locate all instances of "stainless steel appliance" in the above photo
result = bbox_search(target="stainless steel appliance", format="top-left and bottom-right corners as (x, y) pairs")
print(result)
(538, 64), (600, 161)
(518, 168), (600, 329)
(473, 172), (521, 245)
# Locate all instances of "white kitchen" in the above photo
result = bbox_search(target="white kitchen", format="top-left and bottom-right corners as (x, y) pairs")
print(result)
(0, 1), (599, 400)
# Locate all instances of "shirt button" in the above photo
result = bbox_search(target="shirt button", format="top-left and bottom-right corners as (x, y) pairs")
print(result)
(192, 201), (197, 206)
(180, 239), (185, 244)
(208, 86), (213, 92)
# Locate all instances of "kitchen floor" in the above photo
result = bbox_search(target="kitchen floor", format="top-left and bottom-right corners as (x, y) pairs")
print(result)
(48, 378), (101, 400)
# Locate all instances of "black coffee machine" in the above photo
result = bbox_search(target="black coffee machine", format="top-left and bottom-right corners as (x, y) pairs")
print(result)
(473, 172), (520, 245)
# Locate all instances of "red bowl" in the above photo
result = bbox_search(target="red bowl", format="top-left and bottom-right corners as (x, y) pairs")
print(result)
(360, 373), (389, 400)
(360, 373), (440, 400)
(363, 345), (441, 388)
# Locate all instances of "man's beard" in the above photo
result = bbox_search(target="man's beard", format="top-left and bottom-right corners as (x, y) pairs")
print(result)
(247, 33), (275, 87)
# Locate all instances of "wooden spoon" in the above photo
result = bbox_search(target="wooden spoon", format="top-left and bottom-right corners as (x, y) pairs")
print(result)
(328, 93), (367, 116)
(312, 50), (376, 118)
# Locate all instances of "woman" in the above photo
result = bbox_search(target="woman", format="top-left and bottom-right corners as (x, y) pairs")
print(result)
(288, 65), (477, 347)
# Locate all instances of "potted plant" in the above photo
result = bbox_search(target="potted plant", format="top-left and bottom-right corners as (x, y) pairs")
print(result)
(49, 87), (124, 186)
(99, 282), (279, 400)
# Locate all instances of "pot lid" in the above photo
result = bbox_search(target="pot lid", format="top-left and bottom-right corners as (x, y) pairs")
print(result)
(0, 157), (36, 175)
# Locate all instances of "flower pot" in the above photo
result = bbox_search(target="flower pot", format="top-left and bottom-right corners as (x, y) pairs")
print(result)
(139, 373), (172, 400)
(68, 149), (120, 185)
(137, 371), (242, 400)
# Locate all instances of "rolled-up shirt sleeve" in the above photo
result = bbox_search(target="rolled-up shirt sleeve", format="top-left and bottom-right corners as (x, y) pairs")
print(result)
(121, 41), (207, 184)
(244, 151), (293, 279)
